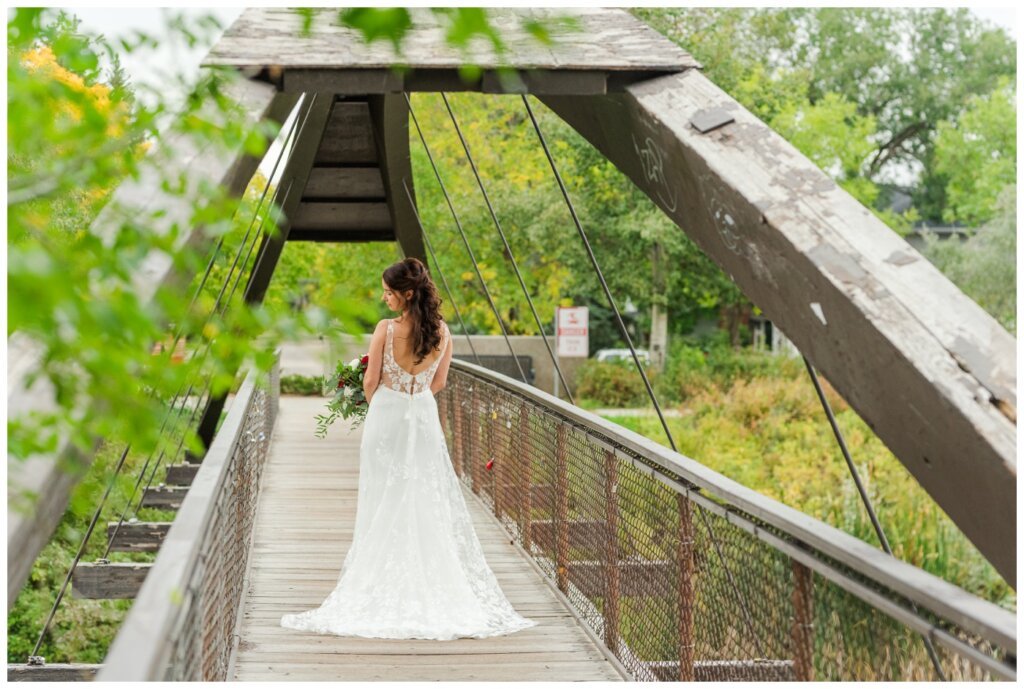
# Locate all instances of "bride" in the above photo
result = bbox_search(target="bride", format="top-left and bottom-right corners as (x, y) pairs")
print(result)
(281, 257), (538, 640)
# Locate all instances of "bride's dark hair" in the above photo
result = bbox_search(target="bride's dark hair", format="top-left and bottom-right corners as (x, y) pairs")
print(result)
(383, 257), (443, 365)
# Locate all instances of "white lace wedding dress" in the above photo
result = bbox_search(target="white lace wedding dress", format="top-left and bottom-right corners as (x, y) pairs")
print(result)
(280, 318), (537, 640)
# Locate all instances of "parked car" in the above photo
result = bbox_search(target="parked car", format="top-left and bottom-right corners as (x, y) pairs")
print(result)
(594, 348), (650, 365)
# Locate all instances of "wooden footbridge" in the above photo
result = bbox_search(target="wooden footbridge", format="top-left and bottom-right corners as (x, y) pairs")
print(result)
(8, 8), (1016, 682)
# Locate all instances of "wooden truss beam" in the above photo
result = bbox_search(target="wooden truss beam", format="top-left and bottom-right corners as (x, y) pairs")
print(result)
(7, 78), (288, 607)
(540, 71), (1016, 583)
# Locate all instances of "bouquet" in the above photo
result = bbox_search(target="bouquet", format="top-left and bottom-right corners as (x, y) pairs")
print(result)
(315, 353), (370, 438)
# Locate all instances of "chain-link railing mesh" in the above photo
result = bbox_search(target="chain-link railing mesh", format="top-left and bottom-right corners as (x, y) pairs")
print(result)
(156, 360), (278, 681)
(439, 367), (1014, 682)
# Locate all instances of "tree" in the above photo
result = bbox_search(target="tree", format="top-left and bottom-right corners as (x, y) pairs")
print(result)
(919, 185), (1016, 334)
(933, 79), (1016, 226)
(632, 7), (1016, 225)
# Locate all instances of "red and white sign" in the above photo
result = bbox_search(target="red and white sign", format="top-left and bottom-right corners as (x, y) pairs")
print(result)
(556, 306), (589, 357)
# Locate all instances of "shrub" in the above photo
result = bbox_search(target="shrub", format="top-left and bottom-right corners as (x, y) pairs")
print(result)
(280, 374), (326, 396)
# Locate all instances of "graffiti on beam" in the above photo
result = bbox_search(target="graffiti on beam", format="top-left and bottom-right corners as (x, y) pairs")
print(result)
(698, 171), (779, 292)
(632, 132), (678, 213)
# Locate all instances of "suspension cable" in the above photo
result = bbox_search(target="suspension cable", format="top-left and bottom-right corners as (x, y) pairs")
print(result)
(520, 96), (669, 435)
(115, 100), (313, 528)
(520, 93), (766, 658)
(405, 92), (528, 385)
(802, 355), (946, 679)
(440, 93), (576, 404)
(402, 179), (481, 366)
(102, 100), (308, 560)
(29, 100), (312, 662)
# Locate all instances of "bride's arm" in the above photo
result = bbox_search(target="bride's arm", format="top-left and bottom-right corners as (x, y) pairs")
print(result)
(362, 320), (387, 404)
(430, 326), (454, 396)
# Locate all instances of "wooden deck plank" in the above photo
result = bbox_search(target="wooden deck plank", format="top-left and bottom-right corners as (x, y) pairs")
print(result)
(230, 396), (625, 681)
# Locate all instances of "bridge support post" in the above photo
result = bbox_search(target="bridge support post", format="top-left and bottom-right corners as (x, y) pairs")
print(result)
(196, 92), (334, 452)
(602, 448), (621, 651)
(519, 406), (533, 550)
(555, 424), (569, 593)
(791, 561), (815, 681)
(452, 385), (464, 478)
(676, 493), (696, 681)
(470, 386), (481, 495)
(492, 410), (503, 519)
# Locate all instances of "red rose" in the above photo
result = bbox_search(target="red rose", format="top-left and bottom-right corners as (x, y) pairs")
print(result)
(485, 458), (494, 471)
(360, 354), (369, 366)
(337, 380), (344, 389)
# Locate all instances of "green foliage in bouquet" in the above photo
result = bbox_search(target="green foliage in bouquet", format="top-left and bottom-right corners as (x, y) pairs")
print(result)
(315, 354), (370, 438)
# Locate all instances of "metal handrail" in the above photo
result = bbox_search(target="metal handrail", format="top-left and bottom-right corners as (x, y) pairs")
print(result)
(96, 355), (279, 681)
(448, 358), (1016, 660)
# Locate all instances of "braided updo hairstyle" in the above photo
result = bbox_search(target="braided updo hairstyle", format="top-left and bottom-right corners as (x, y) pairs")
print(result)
(382, 257), (444, 365)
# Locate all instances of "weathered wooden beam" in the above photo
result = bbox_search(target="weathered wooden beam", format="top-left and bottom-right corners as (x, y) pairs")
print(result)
(291, 201), (391, 231)
(367, 94), (427, 263)
(540, 71), (1016, 583)
(7, 78), (286, 608)
(567, 559), (674, 598)
(7, 663), (103, 681)
(141, 485), (189, 510)
(203, 8), (698, 76)
(302, 166), (385, 199)
(72, 562), (151, 599)
(644, 659), (795, 682)
(165, 462), (200, 486)
(106, 521), (171, 552)
(313, 100), (377, 165)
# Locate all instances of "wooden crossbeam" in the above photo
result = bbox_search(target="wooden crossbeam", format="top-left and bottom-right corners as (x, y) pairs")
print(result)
(542, 71), (1017, 583)
(313, 100), (377, 165)
(7, 663), (103, 682)
(72, 562), (151, 599)
(302, 167), (385, 200)
(106, 521), (171, 552)
(286, 229), (395, 243)
(291, 201), (391, 231)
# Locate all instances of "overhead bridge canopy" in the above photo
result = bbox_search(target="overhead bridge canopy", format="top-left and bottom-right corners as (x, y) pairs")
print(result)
(201, 7), (700, 95)
(199, 7), (1016, 584)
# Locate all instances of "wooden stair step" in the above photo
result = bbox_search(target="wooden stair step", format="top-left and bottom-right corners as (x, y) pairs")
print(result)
(106, 520), (171, 552)
(165, 462), (200, 486)
(530, 519), (607, 553)
(7, 663), (103, 681)
(644, 659), (796, 681)
(141, 485), (189, 509)
(567, 559), (675, 598)
(72, 562), (151, 599)
(490, 483), (555, 508)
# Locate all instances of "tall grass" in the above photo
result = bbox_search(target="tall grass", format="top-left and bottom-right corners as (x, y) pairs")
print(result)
(586, 343), (1013, 610)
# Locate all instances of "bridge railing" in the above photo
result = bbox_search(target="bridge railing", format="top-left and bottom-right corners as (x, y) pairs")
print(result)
(96, 355), (280, 681)
(439, 360), (1015, 682)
